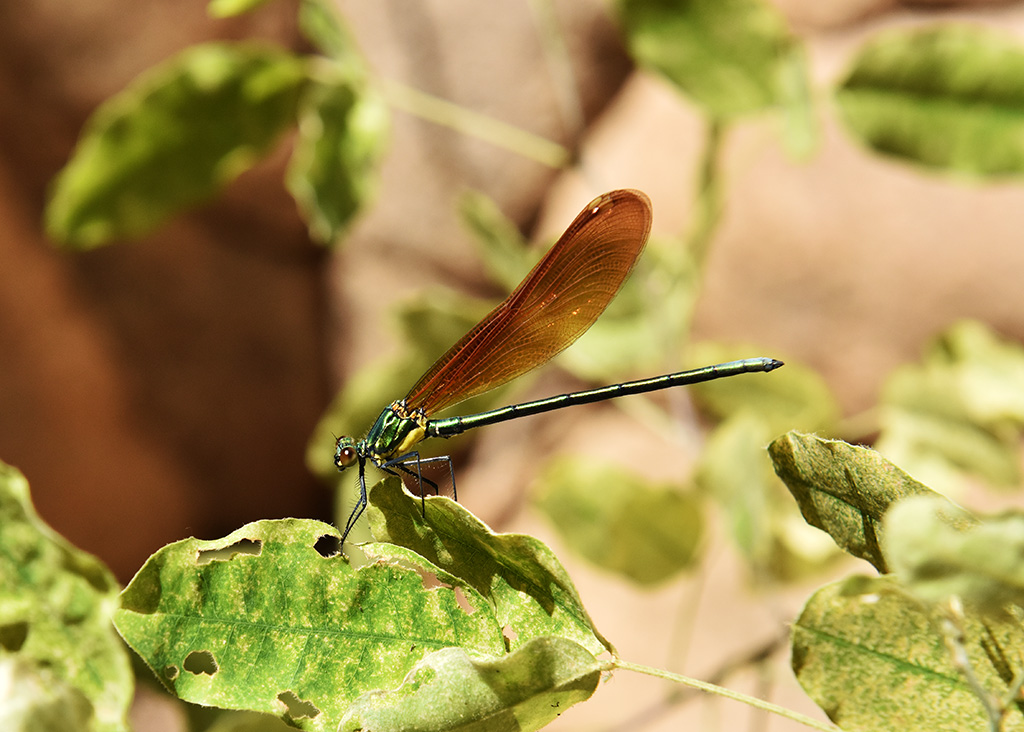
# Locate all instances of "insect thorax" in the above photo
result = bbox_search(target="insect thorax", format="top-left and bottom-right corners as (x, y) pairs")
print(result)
(360, 400), (428, 464)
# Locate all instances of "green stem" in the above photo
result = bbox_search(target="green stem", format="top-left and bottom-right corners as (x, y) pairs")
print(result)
(378, 78), (571, 169)
(684, 117), (728, 270)
(526, 0), (584, 133)
(608, 658), (839, 732)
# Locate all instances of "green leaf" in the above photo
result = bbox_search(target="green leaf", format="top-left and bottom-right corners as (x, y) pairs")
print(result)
(393, 290), (492, 359)
(114, 519), (506, 731)
(877, 320), (1024, 493)
(883, 495), (1024, 616)
(768, 432), (948, 573)
(297, 0), (359, 63)
(617, 0), (800, 118)
(687, 343), (839, 434)
(0, 461), (132, 732)
(535, 458), (703, 586)
(697, 415), (837, 581)
(366, 479), (612, 657)
(836, 25), (1024, 177)
(339, 637), (601, 732)
(286, 69), (388, 245)
(47, 43), (308, 248)
(0, 656), (95, 732)
(936, 320), (1024, 426)
(458, 190), (531, 293)
(792, 574), (1024, 731)
(777, 43), (818, 160)
(207, 0), (272, 18)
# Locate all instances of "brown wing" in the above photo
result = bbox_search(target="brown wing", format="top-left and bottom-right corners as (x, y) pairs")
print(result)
(404, 189), (652, 415)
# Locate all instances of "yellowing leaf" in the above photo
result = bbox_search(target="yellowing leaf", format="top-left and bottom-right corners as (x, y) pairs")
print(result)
(0, 462), (131, 732)
(793, 575), (1024, 731)
(339, 637), (601, 732)
(114, 519), (506, 731)
(768, 432), (946, 573)
(366, 479), (611, 657)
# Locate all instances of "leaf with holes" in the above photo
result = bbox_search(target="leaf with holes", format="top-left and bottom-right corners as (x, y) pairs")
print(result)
(366, 478), (612, 657)
(793, 574), (1024, 731)
(113, 519), (506, 730)
(0, 461), (132, 732)
(768, 431), (954, 573)
(339, 636), (602, 732)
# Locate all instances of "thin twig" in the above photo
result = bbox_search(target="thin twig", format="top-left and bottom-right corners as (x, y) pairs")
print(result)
(378, 79), (571, 169)
(598, 632), (831, 732)
(608, 651), (838, 732)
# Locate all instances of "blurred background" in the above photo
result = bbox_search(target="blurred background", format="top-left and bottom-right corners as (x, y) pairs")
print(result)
(3, 0), (1024, 730)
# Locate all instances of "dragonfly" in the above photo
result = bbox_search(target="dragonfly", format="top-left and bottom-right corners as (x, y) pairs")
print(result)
(335, 189), (782, 545)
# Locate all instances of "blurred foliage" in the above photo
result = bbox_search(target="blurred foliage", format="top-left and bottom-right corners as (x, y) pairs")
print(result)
(882, 495), (1024, 617)
(876, 320), (1024, 495)
(616, 0), (803, 119)
(46, 0), (386, 248)
(46, 43), (310, 248)
(837, 25), (1024, 177)
(697, 414), (839, 583)
(535, 458), (704, 586)
(0, 462), (132, 732)
(29, 0), (1024, 729)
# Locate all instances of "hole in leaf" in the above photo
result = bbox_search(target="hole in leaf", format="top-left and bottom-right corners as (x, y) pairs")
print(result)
(453, 586), (475, 615)
(164, 665), (179, 681)
(277, 690), (320, 720)
(314, 534), (341, 557)
(502, 625), (519, 651)
(197, 538), (262, 565)
(0, 622), (28, 652)
(407, 564), (443, 590)
(183, 650), (218, 676)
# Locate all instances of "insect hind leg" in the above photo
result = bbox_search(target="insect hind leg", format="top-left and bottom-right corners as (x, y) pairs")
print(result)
(416, 456), (457, 502)
(383, 452), (457, 517)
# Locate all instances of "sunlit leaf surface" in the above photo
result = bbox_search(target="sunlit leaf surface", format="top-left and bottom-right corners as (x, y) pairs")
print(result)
(0, 462), (131, 732)
(793, 575), (1024, 731)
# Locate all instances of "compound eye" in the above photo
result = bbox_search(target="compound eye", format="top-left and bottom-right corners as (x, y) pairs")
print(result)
(334, 440), (359, 470)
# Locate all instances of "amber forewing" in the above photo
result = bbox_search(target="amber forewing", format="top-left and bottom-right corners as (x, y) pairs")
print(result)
(403, 189), (653, 415)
